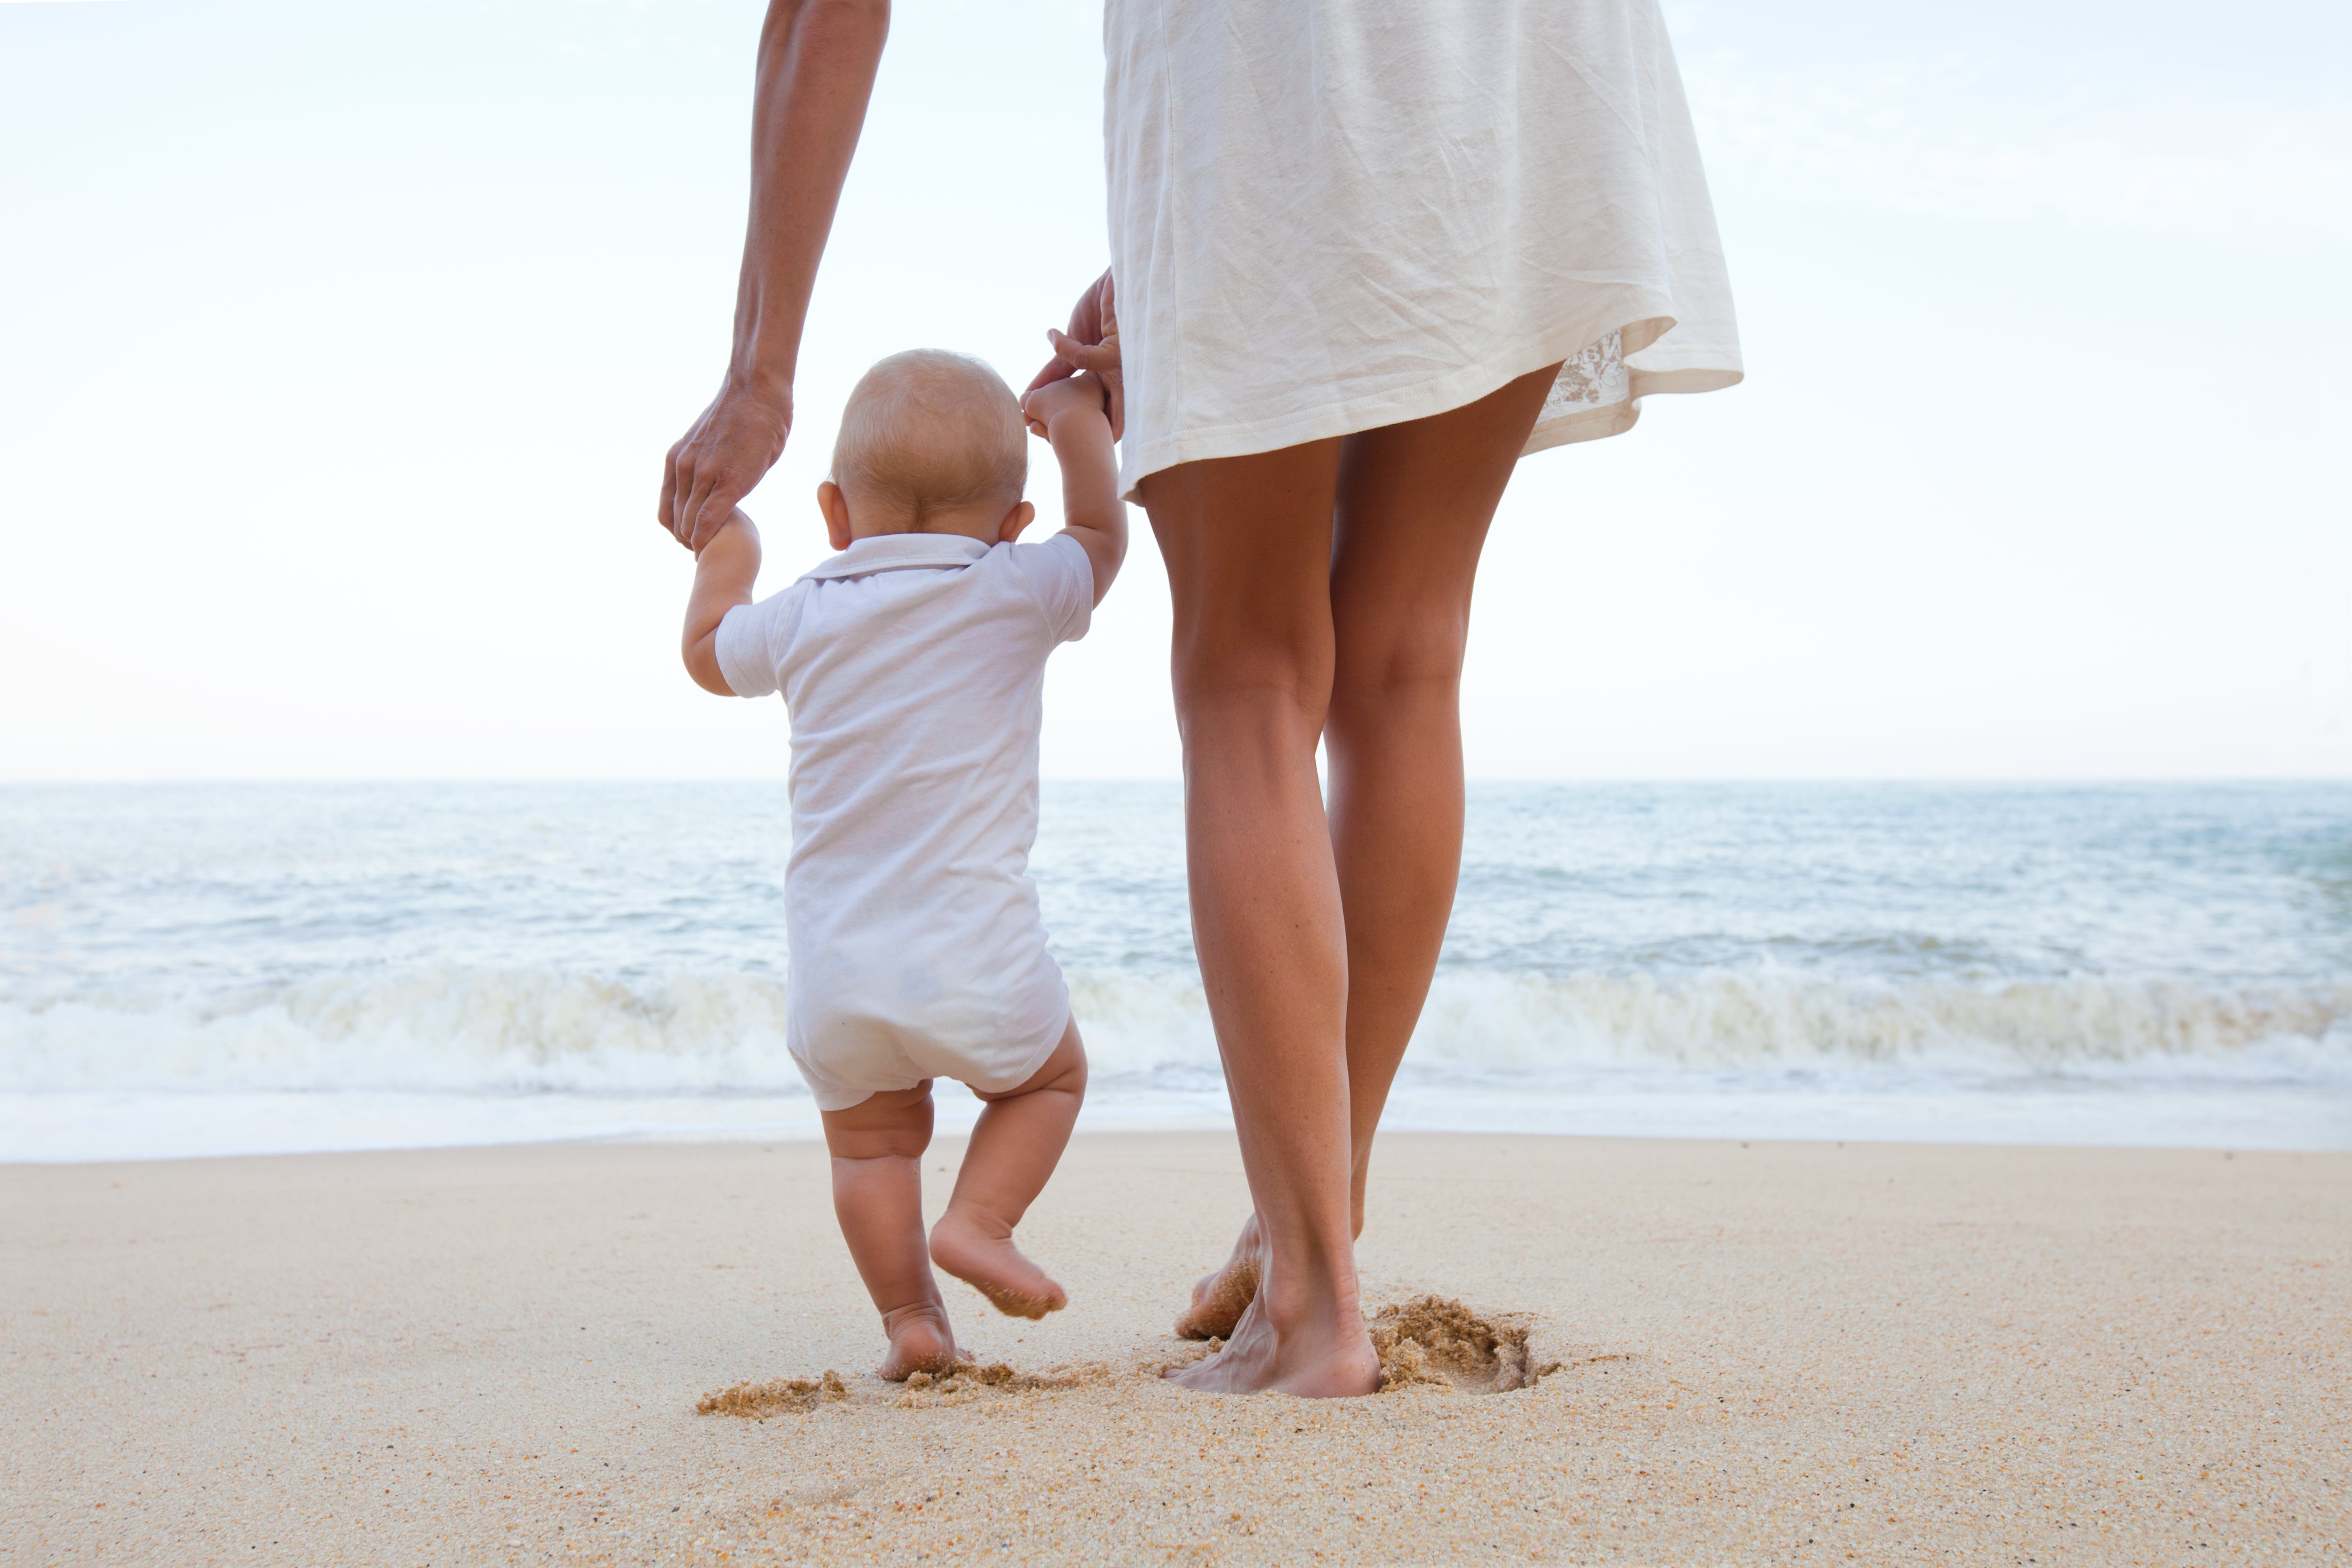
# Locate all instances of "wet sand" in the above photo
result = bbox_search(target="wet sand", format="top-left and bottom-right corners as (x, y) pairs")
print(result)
(4, 1132), (2345, 1564)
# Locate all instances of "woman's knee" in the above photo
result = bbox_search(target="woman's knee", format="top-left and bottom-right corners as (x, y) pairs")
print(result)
(1159, 553), (1337, 726)
(1329, 606), (1472, 718)
(1142, 443), (1344, 730)
(1169, 639), (1335, 734)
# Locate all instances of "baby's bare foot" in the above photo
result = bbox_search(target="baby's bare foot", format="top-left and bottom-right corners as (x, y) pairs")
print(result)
(930, 1204), (1067, 1321)
(875, 1302), (959, 1382)
(1175, 1212), (1263, 1340)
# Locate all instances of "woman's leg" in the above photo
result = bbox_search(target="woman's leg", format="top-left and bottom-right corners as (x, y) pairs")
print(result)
(1142, 439), (1381, 1397)
(1326, 363), (1563, 1229)
(1171, 365), (1563, 1342)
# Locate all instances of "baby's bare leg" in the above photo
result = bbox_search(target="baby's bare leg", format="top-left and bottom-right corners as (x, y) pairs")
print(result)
(929, 1018), (1087, 1319)
(821, 1083), (959, 1380)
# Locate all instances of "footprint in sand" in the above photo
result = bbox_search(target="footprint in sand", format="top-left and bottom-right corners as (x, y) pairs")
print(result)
(697, 1297), (1564, 1415)
(1368, 1296), (1564, 1394)
(697, 1370), (850, 1417)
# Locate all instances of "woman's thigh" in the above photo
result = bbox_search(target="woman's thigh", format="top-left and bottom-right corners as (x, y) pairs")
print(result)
(1138, 439), (1345, 716)
(1327, 364), (1562, 679)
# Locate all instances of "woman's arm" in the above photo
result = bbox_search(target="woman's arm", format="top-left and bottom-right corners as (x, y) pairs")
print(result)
(660, 0), (891, 554)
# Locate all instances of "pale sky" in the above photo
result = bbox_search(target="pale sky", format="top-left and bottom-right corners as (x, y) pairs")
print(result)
(3, 0), (2346, 780)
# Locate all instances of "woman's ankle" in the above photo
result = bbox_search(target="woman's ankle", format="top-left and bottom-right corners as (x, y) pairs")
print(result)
(1252, 1251), (1365, 1340)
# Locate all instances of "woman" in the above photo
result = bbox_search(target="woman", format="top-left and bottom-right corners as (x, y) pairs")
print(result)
(663, 0), (1740, 1398)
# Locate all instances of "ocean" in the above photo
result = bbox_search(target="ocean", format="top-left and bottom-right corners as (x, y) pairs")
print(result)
(3, 781), (2347, 1160)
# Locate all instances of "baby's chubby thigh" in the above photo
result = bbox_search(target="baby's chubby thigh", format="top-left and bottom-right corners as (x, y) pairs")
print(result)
(817, 1078), (936, 1160)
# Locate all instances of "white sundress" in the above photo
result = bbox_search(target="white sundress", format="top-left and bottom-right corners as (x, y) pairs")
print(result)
(1102, 0), (1743, 497)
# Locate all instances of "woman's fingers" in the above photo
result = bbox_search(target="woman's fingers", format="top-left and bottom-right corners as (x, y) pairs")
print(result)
(660, 439), (689, 544)
(666, 440), (707, 547)
(677, 472), (716, 551)
(1048, 329), (1124, 441)
(1088, 275), (1122, 437)
(1025, 335), (1080, 396)
(687, 467), (749, 553)
(1027, 272), (1122, 435)
(661, 385), (791, 546)
(1051, 336), (1121, 375)
(1064, 277), (1105, 344)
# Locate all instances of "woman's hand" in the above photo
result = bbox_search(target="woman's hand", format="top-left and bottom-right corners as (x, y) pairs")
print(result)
(657, 0), (889, 553)
(1026, 269), (1122, 441)
(661, 382), (791, 553)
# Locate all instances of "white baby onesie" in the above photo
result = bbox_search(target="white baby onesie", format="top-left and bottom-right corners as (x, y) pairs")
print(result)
(714, 531), (1093, 1111)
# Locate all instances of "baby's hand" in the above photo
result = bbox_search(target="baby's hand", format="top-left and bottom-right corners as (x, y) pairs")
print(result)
(696, 506), (759, 559)
(1021, 372), (1110, 438)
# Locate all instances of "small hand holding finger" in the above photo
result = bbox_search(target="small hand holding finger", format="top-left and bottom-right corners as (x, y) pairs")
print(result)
(1026, 270), (1123, 437)
(1025, 340), (1078, 399)
(1018, 385), (1054, 438)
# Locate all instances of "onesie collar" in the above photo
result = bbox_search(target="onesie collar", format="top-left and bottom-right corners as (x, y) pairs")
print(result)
(800, 533), (992, 581)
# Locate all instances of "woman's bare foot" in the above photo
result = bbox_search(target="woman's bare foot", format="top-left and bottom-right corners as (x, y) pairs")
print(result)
(1164, 1290), (1381, 1397)
(1175, 1212), (1264, 1340)
(874, 1301), (959, 1381)
(929, 1203), (1067, 1321)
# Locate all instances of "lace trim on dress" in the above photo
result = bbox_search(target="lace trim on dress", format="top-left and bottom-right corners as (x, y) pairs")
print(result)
(1544, 328), (1629, 421)
(1527, 328), (1641, 455)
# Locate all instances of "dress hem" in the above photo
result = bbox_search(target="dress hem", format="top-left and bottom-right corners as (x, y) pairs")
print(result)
(1116, 288), (1740, 499)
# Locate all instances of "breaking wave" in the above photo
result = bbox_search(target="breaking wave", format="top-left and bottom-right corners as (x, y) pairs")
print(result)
(4, 964), (2347, 1095)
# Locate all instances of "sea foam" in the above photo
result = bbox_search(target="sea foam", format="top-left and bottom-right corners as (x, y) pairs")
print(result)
(6, 964), (2344, 1096)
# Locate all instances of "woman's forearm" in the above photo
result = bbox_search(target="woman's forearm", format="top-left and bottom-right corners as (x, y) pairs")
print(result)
(729, 0), (891, 396)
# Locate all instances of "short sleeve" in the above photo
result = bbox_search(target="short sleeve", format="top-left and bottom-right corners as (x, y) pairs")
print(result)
(713, 588), (803, 699)
(1012, 532), (1095, 646)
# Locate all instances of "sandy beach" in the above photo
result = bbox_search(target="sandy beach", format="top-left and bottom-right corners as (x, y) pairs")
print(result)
(4, 1132), (2345, 1565)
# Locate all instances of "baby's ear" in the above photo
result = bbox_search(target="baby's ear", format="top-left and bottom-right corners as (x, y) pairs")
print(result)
(818, 481), (853, 550)
(997, 499), (1036, 544)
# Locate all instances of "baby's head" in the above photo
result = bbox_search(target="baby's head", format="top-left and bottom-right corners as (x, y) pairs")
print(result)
(822, 349), (1033, 546)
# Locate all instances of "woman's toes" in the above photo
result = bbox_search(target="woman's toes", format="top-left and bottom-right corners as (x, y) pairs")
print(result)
(1174, 1257), (1256, 1340)
(1174, 1216), (1264, 1340)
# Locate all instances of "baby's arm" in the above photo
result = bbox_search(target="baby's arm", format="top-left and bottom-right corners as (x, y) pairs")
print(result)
(1022, 373), (1127, 606)
(681, 509), (761, 695)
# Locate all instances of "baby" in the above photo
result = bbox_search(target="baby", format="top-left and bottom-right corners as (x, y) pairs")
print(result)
(678, 349), (1125, 1379)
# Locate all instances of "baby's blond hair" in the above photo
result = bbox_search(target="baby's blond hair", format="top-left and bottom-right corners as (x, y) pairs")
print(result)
(831, 350), (1027, 526)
